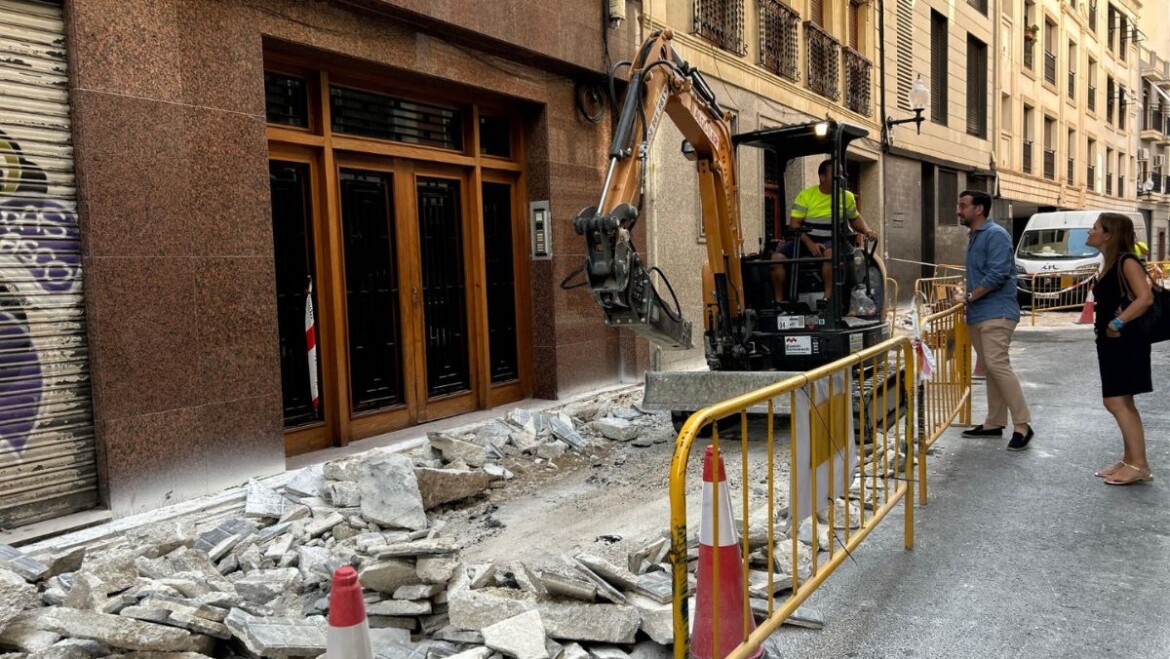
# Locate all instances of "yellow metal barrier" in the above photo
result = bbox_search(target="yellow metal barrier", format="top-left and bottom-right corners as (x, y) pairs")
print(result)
(916, 303), (972, 504)
(886, 277), (899, 334)
(1027, 266), (1098, 325)
(669, 338), (916, 659)
(914, 274), (964, 317)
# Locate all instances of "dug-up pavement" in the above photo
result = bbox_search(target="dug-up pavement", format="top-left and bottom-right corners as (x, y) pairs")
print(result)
(0, 382), (901, 659)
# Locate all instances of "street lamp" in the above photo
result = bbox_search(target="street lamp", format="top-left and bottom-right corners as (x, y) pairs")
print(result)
(1138, 175), (1155, 198)
(886, 75), (930, 135)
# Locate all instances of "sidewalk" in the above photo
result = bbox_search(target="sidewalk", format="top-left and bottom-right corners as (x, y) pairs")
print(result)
(765, 320), (1170, 658)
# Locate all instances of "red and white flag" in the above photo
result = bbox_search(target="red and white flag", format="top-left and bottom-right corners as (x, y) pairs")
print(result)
(305, 279), (319, 413)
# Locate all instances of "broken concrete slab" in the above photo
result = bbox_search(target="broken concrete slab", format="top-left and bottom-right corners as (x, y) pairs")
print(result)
(232, 568), (303, 605)
(286, 464), (327, 498)
(483, 464), (514, 481)
(588, 645), (630, 659)
(327, 480), (363, 508)
(429, 434), (490, 468)
(360, 559), (421, 594)
(245, 479), (300, 519)
(372, 538), (460, 559)
(590, 418), (639, 442)
(539, 572), (596, 602)
(416, 468), (492, 510)
(483, 610), (549, 659)
(562, 556), (625, 604)
(574, 554), (638, 592)
(416, 556), (461, 585)
(367, 599), (433, 617)
(433, 625), (484, 644)
(393, 583), (445, 600)
(357, 453), (429, 531)
(632, 572), (672, 605)
(474, 421), (515, 449)
(62, 571), (107, 611)
(561, 642), (590, 659)
(448, 585), (537, 631)
(223, 608), (327, 657)
(535, 601), (640, 644)
(625, 594), (672, 645)
(547, 416), (585, 450)
(0, 567), (37, 628)
(10, 608), (213, 654)
(444, 647), (494, 659)
(468, 563), (498, 590)
(0, 543), (49, 582)
(305, 511), (345, 538)
(511, 563), (546, 598)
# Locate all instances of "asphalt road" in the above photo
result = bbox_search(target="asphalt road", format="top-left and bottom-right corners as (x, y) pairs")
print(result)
(763, 319), (1170, 659)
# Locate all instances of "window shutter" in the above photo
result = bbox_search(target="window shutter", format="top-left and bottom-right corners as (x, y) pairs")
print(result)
(966, 36), (987, 137)
(810, 0), (823, 26)
(848, 1), (859, 49)
(930, 11), (947, 124)
(895, 0), (914, 110)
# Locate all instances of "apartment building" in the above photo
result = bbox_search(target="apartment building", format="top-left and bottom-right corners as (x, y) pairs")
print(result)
(1137, 2), (1170, 258)
(995, 0), (1153, 245)
(637, 0), (883, 369)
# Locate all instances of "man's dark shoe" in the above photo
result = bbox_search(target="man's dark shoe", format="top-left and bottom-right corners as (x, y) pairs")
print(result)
(1007, 425), (1034, 451)
(961, 425), (1004, 438)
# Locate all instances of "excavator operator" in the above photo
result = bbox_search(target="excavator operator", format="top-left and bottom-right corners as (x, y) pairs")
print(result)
(769, 158), (878, 303)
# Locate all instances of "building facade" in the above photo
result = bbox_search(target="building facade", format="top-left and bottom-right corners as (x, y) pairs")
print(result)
(0, 0), (644, 533)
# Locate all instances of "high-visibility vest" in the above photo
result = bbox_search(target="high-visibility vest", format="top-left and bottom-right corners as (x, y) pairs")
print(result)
(1136, 241), (1149, 257)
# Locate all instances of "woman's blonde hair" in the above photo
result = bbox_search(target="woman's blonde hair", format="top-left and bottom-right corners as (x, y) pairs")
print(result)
(1098, 212), (1137, 273)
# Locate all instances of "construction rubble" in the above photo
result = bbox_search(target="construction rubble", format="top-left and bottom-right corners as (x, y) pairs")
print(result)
(0, 389), (862, 658)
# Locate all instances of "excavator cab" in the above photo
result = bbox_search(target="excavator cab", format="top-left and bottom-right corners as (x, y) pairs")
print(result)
(729, 121), (890, 371)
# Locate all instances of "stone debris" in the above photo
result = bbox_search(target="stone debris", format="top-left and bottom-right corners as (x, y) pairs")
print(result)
(4, 390), (765, 657)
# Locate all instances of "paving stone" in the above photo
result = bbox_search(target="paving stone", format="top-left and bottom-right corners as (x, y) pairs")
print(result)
(0, 544), (49, 582)
(625, 594), (672, 645)
(264, 534), (295, 561)
(233, 569), (303, 605)
(77, 545), (140, 595)
(540, 572), (596, 602)
(45, 546), (87, 578)
(547, 416), (585, 450)
(511, 563), (546, 597)
(393, 583), (445, 600)
(633, 572), (672, 604)
(562, 556), (625, 604)
(360, 559), (421, 593)
(10, 608), (213, 654)
(469, 563), (498, 590)
(0, 611), (61, 652)
(223, 608), (327, 657)
(368, 599), (433, 616)
(448, 583), (537, 631)
(474, 421), (515, 449)
(433, 626), (484, 644)
(482, 610), (548, 659)
(561, 642), (590, 659)
(416, 468), (492, 510)
(357, 453), (430, 531)
(416, 556), (461, 584)
(368, 615), (418, 631)
(429, 435), (490, 468)
(62, 571), (106, 610)
(0, 567), (37, 629)
(370, 626), (413, 646)
(420, 611), (451, 635)
(285, 464), (326, 498)
(245, 479), (300, 519)
(590, 418), (639, 442)
(535, 601), (640, 644)
(327, 480), (363, 508)
(573, 554), (638, 592)
(305, 512), (345, 538)
(373, 538), (460, 559)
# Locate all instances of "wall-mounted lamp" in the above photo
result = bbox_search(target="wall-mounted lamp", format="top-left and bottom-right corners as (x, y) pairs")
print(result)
(1138, 176), (1155, 197)
(886, 75), (930, 135)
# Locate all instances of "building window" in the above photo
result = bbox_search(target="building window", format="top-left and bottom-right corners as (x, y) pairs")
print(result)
(1043, 117), (1056, 180)
(265, 72), (310, 128)
(1118, 86), (1127, 131)
(1044, 19), (1057, 85)
(966, 35), (988, 138)
(1067, 42), (1076, 100)
(1088, 0), (1097, 33)
(759, 0), (800, 81)
(966, 0), (988, 15)
(1088, 138), (1097, 191)
(895, 0), (914, 111)
(1023, 104), (1034, 174)
(1067, 128), (1076, 183)
(1118, 13), (1128, 62)
(330, 86), (464, 150)
(806, 21), (841, 101)
(694, 0), (747, 56)
(930, 10), (948, 125)
(1106, 76), (1115, 125)
(844, 49), (873, 116)
(1106, 147), (1113, 195)
(1087, 58), (1097, 112)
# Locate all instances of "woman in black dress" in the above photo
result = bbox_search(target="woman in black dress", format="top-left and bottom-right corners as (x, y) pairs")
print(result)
(1086, 213), (1154, 485)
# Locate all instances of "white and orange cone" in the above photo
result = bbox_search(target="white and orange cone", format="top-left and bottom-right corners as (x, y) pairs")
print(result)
(327, 566), (374, 659)
(1076, 291), (1096, 325)
(691, 446), (761, 659)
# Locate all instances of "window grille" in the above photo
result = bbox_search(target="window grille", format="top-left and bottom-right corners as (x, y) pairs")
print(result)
(694, 0), (747, 56)
(844, 48), (873, 117)
(759, 0), (800, 81)
(805, 21), (841, 101)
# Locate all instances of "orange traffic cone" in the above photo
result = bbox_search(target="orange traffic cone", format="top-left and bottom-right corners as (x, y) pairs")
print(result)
(1076, 291), (1096, 325)
(691, 446), (761, 659)
(327, 566), (374, 659)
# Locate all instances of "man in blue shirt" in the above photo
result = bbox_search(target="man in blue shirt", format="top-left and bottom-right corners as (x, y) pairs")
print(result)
(950, 190), (1034, 450)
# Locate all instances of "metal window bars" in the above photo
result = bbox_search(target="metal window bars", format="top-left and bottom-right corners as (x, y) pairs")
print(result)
(844, 48), (873, 117)
(1045, 51), (1057, 85)
(694, 0), (747, 56)
(759, 0), (800, 81)
(1068, 157), (1075, 183)
(805, 21), (841, 101)
(1023, 140), (1034, 174)
(1087, 85), (1097, 112)
(1044, 148), (1056, 180)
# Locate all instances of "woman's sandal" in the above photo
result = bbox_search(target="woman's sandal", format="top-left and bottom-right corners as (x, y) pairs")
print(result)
(1095, 461), (1125, 478)
(1103, 462), (1154, 486)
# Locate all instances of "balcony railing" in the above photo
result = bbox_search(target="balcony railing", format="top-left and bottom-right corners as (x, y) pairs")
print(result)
(1068, 71), (1076, 99)
(1088, 164), (1096, 189)
(1044, 148), (1056, 180)
(1024, 41), (1035, 70)
(1068, 158), (1075, 183)
(1023, 140), (1034, 174)
(1154, 174), (1164, 194)
(1087, 85), (1096, 112)
(1164, 174), (1170, 194)
(759, 0), (800, 81)
(805, 22), (841, 101)
(1044, 51), (1057, 85)
(844, 48), (873, 117)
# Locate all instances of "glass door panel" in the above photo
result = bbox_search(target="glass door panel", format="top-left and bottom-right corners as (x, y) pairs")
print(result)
(481, 181), (519, 383)
(416, 177), (471, 398)
(269, 161), (323, 428)
(339, 169), (405, 413)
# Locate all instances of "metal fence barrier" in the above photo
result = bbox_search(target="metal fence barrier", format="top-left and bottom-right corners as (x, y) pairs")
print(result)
(668, 337), (916, 659)
(914, 273), (964, 317)
(1027, 266), (1098, 325)
(916, 303), (972, 504)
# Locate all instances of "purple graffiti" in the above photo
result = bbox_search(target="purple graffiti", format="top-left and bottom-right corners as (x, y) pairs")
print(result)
(0, 197), (82, 294)
(0, 308), (42, 456)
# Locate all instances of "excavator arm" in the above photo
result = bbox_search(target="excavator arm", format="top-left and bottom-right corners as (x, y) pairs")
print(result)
(572, 30), (749, 356)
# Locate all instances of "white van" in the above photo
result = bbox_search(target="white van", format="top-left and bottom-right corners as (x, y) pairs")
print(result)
(1015, 210), (1146, 302)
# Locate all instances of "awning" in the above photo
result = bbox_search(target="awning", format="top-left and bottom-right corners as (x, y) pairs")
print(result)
(1153, 84), (1170, 111)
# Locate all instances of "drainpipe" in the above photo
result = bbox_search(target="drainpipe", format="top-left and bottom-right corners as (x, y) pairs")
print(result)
(877, 0), (890, 263)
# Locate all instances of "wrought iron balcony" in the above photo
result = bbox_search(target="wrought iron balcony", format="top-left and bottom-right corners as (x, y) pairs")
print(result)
(759, 0), (800, 81)
(805, 22), (841, 101)
(1044, 52), (1057, 85)
(1044, 148), (1056, 180)
(1087, 85), (1096, 112)
(844, 48), (873, 117)
(1023, 140), (1034, 174)
(1068, 158), (1075, 183)
(1154, 174), (1164, 194)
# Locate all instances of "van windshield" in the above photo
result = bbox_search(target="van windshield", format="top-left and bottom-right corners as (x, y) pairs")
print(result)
(1017, 228), (1098, 259)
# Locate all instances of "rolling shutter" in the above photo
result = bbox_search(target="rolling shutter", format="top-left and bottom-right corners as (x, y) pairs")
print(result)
(0, 0), (99, 528)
